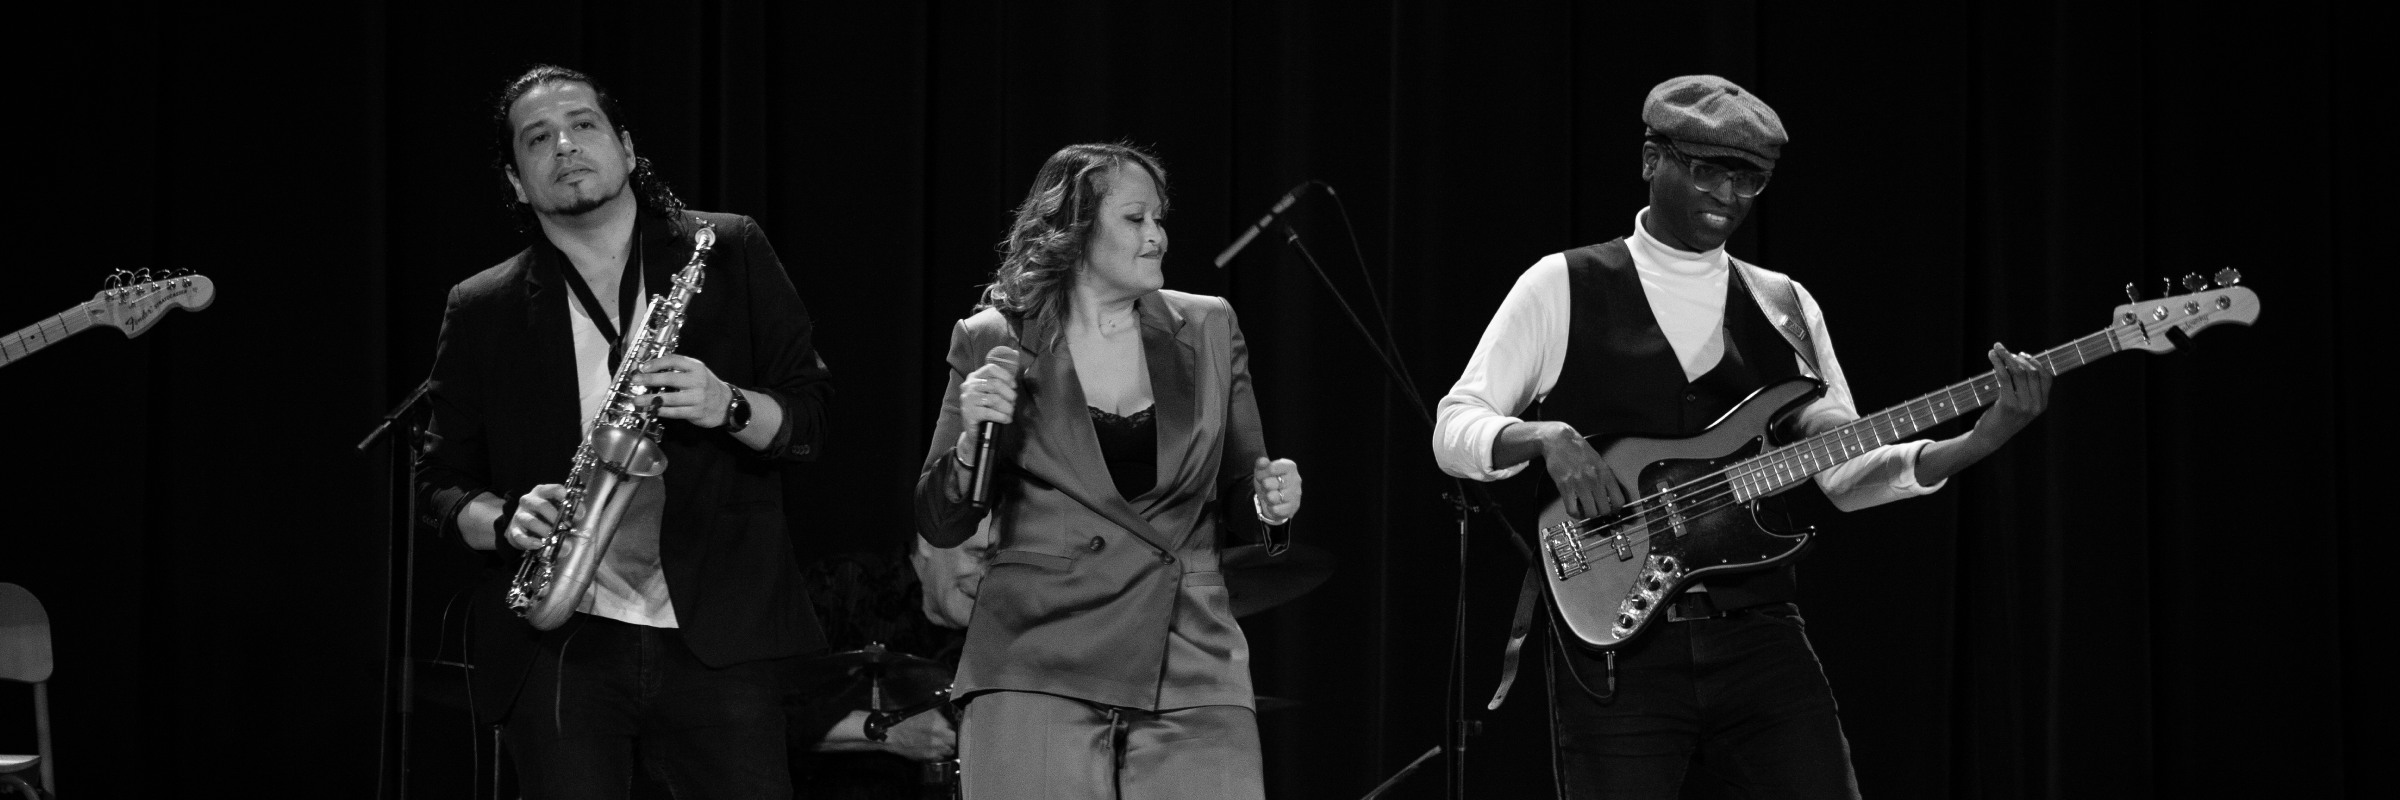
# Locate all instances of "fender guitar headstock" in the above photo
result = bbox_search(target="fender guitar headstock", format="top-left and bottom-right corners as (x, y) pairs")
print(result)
(2112, 269), (2257, 354)
(90, 270), (217, 339)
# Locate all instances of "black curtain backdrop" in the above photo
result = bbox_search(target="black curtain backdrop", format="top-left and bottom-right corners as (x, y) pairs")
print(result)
(2, 2), (2376, 797)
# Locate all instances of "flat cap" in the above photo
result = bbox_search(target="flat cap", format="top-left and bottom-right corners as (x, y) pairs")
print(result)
(1642, 75), (1785, 170)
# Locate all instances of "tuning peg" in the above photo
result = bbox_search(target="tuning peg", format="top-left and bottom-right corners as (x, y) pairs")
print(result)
(2124, 282), (2139, 304)
(2159, 277), (2175, 298)
(2213, 267), (2241, 287)
(2182, 273), (2206, 292)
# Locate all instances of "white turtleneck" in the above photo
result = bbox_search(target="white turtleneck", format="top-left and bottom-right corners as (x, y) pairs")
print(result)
(1625, 208), (1733, 382)
(1431, 208), (1942, 512)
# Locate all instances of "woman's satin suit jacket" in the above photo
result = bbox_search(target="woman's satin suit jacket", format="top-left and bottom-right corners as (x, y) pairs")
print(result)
(914, 290), (1279, 711)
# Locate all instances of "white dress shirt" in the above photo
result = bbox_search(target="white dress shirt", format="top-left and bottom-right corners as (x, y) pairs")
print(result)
(1431, 208), (1943, 512)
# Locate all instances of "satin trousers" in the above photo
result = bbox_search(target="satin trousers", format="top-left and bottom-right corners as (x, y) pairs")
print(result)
(956, 690), (1263, 800)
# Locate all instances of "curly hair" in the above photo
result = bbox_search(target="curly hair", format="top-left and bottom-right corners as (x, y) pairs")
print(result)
(982, 142), (1171, 324)
(492, 64), (688, 234)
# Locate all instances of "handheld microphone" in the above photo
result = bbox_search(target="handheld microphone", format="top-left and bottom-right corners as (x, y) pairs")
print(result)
(969, 345), (1021, 509)
(1213, 181), (1317, 267)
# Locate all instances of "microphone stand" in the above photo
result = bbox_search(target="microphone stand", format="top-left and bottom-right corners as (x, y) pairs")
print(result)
(1360, 745), (1443, 800)
(1265, 220), (1532, 800)
(360, 376), (433, 800)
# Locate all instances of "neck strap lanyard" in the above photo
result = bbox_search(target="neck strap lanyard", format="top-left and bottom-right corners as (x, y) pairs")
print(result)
(556, 226), (644, 369)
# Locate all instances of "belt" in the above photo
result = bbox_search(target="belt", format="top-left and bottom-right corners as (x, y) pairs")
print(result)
(1664, 592), (1790, 623)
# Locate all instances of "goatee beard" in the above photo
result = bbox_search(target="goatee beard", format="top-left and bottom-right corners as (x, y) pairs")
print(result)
(554, 192), (614, 217)
(540, 180), (629, 220)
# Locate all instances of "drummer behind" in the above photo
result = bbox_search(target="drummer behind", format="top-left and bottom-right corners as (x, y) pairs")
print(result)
(785, 549), (963, 793)
(911, 516), (993, 631)
(808, 708), (952, 761)
(914, 142), (1303, 799)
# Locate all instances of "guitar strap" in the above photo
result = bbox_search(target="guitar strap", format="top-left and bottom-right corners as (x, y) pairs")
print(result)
(1486, 248), (1818, 712)
(1732, 257), (1821, 378)
(1487, 565), (1547, 710)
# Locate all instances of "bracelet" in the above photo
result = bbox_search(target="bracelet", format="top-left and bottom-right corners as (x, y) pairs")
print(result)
(1254, 493), (1291, 526)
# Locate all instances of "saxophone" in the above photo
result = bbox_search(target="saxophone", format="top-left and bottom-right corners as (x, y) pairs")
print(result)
(507, 220), (717, 631)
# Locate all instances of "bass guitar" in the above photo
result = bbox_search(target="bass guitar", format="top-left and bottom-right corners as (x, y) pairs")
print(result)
(1, 271), (217, 369)
(1537, 271), (2259, 650)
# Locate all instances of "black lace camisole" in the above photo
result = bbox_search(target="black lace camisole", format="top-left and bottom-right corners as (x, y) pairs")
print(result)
(1089, 405), (1157, 501)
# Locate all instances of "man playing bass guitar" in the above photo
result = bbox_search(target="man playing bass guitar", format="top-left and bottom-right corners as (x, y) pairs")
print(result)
(1431, 75), (2053, 798)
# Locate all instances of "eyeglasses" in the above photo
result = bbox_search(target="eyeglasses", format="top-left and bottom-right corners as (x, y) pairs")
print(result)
(1659, 144), (1771, 199)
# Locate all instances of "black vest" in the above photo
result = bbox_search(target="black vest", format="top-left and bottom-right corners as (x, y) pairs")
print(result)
(1540, 238), (1806, 609)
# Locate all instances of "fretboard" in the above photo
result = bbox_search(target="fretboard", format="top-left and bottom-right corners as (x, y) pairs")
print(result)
(0, 302), (101, 367)
(1727, 327), (2119, 501)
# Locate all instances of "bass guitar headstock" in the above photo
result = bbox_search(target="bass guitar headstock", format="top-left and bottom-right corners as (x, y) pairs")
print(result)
(2111, 269), (2258, 354)
(88, 270), (216, 339)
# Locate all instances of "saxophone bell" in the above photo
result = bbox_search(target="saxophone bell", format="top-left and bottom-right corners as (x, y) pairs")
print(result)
(509, 428), (668, 631)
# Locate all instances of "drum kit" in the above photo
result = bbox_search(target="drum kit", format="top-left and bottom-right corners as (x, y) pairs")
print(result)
(800, 543), (1335, 797)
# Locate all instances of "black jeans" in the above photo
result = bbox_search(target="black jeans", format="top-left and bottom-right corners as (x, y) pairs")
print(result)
(506, 614), (793, 800)
(1548, 603), (1861, 799)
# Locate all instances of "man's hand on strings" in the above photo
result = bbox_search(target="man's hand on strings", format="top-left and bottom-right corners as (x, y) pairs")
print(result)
(1536, 421), (1629, 520)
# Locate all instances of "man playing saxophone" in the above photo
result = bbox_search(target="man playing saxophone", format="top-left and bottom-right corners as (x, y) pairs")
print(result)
(415, 64), (834, 800)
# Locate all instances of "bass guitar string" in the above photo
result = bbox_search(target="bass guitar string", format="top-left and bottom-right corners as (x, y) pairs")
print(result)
(1560, 331), (2113, 555)
(1560, 361), (2034, 555)
(1557, 330), (2122, 559)
(1555, 297), (2244, 564)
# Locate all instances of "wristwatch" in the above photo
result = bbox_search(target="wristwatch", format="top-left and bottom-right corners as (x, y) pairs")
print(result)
(723, 382), (751, 433)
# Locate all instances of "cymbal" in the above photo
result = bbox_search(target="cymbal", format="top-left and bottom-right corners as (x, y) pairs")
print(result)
(1221, 543), (1332, 618)
(798, 643), (953, 711)
(810, 643), (945, 672)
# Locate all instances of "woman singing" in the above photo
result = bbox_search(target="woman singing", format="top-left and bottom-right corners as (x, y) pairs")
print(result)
(913, 142), (1302, 799)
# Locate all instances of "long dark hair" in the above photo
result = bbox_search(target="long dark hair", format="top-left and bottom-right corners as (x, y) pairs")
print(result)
(491, 64), (688, 233)
(982, 142), (1171, 324)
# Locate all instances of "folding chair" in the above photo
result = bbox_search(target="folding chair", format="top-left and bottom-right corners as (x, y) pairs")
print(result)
(0, 583), (53, 799)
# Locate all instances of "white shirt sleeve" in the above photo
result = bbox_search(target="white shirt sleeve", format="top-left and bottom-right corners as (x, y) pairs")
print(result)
(1789, 281), (1948, 511)
(1433, 254), (1572, 481)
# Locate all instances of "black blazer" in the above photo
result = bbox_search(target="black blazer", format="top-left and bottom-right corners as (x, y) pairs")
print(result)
(415, 210), (832, 724)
